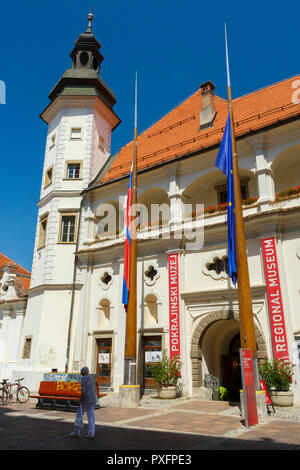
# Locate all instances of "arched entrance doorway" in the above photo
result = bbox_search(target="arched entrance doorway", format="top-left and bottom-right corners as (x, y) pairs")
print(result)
(190, 310), (267, 401)
(221, 334), (242, 402)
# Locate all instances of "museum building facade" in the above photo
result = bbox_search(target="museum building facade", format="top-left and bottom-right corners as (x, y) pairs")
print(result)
(9, 15), (300, 404)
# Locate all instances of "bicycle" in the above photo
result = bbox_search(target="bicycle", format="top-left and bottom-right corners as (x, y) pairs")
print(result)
(0, 378), (30, 404)
(0, 382), (9, 405)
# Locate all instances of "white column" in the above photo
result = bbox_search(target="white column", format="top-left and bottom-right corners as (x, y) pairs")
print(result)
(248, 135), (275, 211)
(167, 167), (184, 233)
(255, 150), (275, 208)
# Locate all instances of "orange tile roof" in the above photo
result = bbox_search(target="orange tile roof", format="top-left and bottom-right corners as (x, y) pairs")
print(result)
(0, 252), (31, 293)
(94, 74), (300, 186)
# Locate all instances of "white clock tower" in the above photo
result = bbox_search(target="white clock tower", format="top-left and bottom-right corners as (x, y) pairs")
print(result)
(14, 13), (120, 390)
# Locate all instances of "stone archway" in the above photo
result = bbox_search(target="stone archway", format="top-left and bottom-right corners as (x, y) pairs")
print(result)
(190, 309), (267, 391)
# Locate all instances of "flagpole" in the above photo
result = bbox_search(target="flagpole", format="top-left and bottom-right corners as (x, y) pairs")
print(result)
(124, 72), (138, 386)
(224, 26), (258, 377)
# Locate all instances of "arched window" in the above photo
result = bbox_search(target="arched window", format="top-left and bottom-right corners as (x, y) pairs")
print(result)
(98, 299), (111, 328)
(138, 188), (170, 230)
(95, 200), (123, 238)
(143, 294), (159, 327)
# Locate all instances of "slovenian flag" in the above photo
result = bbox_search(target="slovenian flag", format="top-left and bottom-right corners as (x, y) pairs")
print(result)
(122, 163), (133, 308)
(215, 114), (237, 286)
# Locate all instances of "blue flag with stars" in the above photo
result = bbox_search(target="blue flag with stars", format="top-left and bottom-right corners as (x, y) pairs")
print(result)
(215, 114), (237, 285)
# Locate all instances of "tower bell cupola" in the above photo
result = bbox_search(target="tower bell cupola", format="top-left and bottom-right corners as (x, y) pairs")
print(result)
(70, 12), (103, 74)
(43, 11), (119, 112)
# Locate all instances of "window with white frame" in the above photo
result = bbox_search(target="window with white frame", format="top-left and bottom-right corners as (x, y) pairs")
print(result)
(66, 162), (81, 179)
(59, 214), (77, 243)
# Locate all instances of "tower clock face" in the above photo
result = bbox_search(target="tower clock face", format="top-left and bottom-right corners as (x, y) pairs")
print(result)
(79, 51), (89, 66)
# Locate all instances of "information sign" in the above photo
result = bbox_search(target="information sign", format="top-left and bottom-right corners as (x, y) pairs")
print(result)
(240, 348), (258, 427)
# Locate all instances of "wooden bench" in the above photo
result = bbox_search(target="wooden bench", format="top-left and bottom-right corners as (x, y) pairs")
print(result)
(30, 381), (106, 411)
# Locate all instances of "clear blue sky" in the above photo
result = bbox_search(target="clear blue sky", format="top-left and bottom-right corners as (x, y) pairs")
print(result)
(1, 0), (299, 271)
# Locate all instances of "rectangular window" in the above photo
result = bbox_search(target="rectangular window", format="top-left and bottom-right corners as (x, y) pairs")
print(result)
(38, 218), (48, 249)
(44, 166), (53, 187)
(60, 215), (76, 243)
(49, 134), (56, 149)
(218, 183), (248, 204)
(67, 163), (81, 179)
(22, 337), (32, 359)
(98, 135), (105, 151)
(70, 127), (82, 140)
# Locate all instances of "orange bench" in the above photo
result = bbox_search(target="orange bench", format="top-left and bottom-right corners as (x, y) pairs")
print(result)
(30, 381), (106, 411)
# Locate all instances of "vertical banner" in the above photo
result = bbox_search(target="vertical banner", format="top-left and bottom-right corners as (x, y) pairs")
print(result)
(240, 348), (258, 427)
(261, 237), (289, 362)
(168, 253), (181, 360)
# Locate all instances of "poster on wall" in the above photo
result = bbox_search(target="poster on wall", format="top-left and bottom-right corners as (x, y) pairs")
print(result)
(261, 237), (289, 362)
(98, 353), (110, 364)
(168, 253), (181, 361)
(145, 351), (162, 363)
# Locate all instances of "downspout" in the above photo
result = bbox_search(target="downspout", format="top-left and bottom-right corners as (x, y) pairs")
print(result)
(65, 192), (87, 373)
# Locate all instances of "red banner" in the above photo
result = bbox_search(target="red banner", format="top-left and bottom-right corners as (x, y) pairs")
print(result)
(240, 348), (258, 427)
(168, 254), (181, 360)
(261, 237), (289, 362)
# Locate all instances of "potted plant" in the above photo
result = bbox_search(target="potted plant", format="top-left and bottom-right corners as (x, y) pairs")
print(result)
(148, 350), (182, 399)
(219, 386), (229, 401)
(259, 357), (294, 407)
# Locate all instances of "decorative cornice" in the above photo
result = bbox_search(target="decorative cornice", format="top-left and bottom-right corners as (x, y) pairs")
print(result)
(181, 284), (266, 303)
(40, 95), (120, 130)
(28, 283), (83, 296)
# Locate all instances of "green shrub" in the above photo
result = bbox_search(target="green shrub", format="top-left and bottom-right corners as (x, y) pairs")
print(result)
(259, 357), (293, 391)
(148, 350), (182, 386)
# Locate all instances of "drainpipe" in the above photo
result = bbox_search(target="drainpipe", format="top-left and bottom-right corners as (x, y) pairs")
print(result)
(65, 192), (87, 373)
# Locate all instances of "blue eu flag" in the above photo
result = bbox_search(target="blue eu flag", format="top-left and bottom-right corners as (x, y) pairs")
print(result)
(215, 114), (237, 285)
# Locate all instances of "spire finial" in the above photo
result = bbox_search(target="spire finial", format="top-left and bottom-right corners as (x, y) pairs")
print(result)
(86, 7), (94, 33)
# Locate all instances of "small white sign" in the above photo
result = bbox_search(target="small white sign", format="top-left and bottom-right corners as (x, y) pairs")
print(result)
(145, 351), (162, 363)
(98, 353), (110, 364)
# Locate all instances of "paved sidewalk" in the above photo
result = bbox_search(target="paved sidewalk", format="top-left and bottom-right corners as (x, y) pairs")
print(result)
(1, 395), (300, 451)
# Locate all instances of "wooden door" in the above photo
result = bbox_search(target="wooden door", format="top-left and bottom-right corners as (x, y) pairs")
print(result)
(143, 336), (162, 390)
(96, 338), (112, 387)
(221, 334), (242, 402)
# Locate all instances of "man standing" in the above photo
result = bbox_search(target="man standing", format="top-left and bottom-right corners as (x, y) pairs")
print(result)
(70, 367), (98, 439)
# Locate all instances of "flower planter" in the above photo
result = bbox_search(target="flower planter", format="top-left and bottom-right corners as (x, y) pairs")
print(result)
(270, 391), (294, 407)
(157, 385), (177, 399)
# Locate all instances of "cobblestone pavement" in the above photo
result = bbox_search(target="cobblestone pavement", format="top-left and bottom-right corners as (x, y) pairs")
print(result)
(1, 394), (300, 452)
